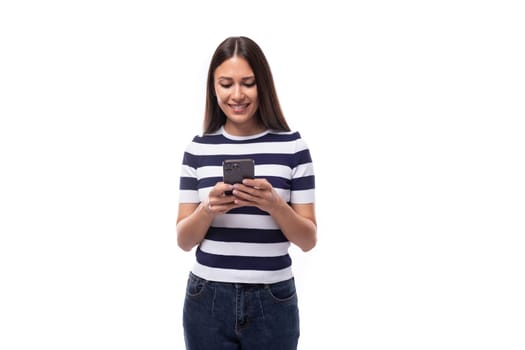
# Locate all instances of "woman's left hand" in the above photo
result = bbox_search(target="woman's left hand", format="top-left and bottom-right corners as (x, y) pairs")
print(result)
(231, 178), (283, 213)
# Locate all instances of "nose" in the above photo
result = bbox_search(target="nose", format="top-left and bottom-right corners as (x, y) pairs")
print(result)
(232, 84), (244, 101)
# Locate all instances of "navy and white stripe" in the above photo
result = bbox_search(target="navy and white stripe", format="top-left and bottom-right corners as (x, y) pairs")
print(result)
(178, 126), (315, 283)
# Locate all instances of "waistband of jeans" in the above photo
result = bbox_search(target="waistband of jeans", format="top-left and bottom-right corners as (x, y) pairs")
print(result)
(189, 271), (294, 289)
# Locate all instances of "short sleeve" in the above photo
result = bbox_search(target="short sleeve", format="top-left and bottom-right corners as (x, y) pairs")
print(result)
(290, 137), (315, 204)
(178, 142), (200, 203)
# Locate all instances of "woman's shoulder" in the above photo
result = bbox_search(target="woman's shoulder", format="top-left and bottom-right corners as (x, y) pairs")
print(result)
(265, 129), (302, 141)
(190, 129), (224, 144)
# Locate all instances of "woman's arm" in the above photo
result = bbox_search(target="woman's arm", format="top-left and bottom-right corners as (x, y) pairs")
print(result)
(232, 179), (317, 252)
(176, 203), (213, 251)
(269, 202), (317, 252)
(176, 182), (238, 251)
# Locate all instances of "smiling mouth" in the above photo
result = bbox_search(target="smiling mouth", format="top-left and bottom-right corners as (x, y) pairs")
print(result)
(229, 103), (249, 113)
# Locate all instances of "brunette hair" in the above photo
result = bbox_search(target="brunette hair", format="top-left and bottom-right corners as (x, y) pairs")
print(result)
(203, 36), (290, 134)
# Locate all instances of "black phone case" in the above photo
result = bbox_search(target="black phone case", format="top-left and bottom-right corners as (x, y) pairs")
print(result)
(223, 159), (254, 194)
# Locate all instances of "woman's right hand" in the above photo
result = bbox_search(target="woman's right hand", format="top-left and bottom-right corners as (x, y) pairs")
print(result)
(177, 182), (237, 251)
(205, 182), (238, 215)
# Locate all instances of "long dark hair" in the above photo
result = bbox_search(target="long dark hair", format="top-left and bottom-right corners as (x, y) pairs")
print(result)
(203, 36), (290, 134)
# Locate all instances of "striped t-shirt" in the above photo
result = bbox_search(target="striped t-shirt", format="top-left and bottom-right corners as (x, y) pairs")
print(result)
(178, 126), (315, 283)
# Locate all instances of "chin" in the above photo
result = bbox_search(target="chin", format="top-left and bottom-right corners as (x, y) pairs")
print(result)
(227, 114), (253, 123)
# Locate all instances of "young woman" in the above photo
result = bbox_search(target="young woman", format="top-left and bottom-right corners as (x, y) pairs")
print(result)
(176, 36), (317, 350)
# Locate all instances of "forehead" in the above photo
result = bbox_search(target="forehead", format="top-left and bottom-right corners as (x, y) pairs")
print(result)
(214, 56), (254, 78)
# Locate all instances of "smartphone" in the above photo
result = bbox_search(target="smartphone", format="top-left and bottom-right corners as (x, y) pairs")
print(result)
(222, 159), (255, 195)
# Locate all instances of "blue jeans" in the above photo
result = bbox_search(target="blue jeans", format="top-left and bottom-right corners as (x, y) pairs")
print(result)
(183, 272), (300, 349)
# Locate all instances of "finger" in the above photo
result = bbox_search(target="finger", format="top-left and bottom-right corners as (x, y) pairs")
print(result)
(234, 182), (263, 193)
(240, 178), (258, 187)
(232, 188), (263, 202)
(243, 178), (271, 191)
(210, 196), (236, 208)
(208, 201), (238, 214)
(210, 182), (234, 196)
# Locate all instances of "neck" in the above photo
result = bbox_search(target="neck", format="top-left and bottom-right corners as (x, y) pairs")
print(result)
(224, 121), (266, 136)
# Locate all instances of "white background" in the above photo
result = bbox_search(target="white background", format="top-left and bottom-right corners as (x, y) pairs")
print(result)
(1, 1), (524, 349)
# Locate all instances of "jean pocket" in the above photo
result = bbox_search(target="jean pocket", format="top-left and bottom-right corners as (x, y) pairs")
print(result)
(265, 278), (297, 302)
(186, 274), (207, 297)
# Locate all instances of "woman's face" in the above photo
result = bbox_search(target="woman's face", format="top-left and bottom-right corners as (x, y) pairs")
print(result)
(214, 56), (260, 135)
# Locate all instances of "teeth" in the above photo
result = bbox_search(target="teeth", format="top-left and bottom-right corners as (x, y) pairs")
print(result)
(231, 104), (247, 111)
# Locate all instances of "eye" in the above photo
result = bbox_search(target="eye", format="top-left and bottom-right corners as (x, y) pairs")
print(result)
(219, 83), (232, 88)
(243, 81), (256, 88)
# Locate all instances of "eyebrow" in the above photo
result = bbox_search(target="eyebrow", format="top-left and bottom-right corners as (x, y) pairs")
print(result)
(217, 76), (255, 81)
